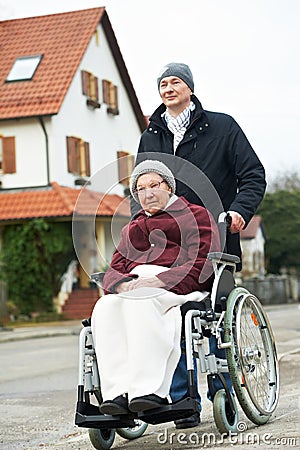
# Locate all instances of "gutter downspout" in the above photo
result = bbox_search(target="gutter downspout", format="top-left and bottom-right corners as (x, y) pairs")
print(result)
(38, 116), (50, 185)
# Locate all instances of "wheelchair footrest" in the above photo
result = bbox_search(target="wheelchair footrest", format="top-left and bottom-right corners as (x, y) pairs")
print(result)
(75, 401), (137, 429)
(137, 397), (198, 425)
(75, 397), (198, 428)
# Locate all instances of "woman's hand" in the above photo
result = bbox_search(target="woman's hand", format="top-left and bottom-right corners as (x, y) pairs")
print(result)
(128, 276), (166, 289)
(115, 280), (138, 293)
(115, 276), (166, 293)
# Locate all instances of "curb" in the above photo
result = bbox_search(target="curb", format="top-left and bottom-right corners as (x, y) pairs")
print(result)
(0, 322), (82, 343)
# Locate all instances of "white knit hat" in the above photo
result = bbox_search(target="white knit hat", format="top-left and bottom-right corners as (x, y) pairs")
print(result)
(130, 160), (176, 203)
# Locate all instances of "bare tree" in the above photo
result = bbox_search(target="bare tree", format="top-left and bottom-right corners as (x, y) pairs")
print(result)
(268, 170), (300, 193)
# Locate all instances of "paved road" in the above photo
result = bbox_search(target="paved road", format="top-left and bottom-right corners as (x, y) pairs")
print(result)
(0, 304), (299, 449)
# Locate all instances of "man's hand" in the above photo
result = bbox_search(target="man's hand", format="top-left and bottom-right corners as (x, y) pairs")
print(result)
(228, 211), (245, 234)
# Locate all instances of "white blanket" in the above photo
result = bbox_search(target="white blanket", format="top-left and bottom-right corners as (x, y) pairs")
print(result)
(91, 264), (208, 401)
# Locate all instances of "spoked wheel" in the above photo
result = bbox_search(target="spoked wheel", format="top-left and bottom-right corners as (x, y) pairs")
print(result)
(88, 427), (115, 450)
(224, 288), (279, 425)
(213, 389), (239, 434)
(116, 420), (148, 439)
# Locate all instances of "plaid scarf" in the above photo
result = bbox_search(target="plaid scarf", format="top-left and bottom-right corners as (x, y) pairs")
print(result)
(162, 101), (195, 152)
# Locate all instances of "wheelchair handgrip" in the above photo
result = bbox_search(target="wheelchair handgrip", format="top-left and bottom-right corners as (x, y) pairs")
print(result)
(225, 213), (232, 227)
(218, 212), (232, 252)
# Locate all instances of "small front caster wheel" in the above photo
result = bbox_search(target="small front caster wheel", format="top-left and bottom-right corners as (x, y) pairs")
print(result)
(213, 389), (239, 435)
(88, 427), (115, 450)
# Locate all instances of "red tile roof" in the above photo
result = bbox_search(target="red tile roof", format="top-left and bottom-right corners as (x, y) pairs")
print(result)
(240, 215), (262, 239)
(0, 8), (103, 119)
(0, 182), (130, 222)
(0, 8), (147, 130)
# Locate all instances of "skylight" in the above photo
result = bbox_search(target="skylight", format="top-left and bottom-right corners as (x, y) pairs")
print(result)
(6, 55), (43, 82)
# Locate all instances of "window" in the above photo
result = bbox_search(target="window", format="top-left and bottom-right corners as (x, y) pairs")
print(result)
(0, 136), (16, 173)
(6, 55), (43, 82)
(66, 137), (90, 177)
(102, 79), (119, 115)
(81, 70), (100, 108)
(117, 151), (134, 186)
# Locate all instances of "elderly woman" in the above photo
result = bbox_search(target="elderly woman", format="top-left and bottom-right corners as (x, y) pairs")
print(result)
(91, 160), (219, 416)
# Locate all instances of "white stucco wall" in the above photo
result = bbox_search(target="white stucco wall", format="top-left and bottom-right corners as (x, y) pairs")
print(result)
(0, 118), (49, 188)
(241, 227), (265, 277)
(49, 24), (142, 194)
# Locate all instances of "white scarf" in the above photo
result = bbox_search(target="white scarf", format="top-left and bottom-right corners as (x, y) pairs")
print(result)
(162, 101), (195, 152)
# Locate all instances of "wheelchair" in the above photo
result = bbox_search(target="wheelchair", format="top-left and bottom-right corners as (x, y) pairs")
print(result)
(75, 212), (279, 449)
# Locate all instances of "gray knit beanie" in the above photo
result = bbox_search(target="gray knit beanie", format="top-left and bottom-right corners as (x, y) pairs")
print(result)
(157, 62), (194, 92)
(130, 160), (176, 203)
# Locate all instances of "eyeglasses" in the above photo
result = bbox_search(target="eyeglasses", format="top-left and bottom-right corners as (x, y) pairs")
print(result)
(135, 180), (166, 196)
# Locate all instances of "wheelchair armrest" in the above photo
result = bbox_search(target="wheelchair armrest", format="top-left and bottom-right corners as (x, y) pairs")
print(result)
(90, 272), (106, 288)
(81, 318), (91, 327)
(207, 252), (240, 265)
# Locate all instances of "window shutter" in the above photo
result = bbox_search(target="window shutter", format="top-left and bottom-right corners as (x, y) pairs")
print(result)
(109, 83), (116, 108)
(81, 70), (90, 96)
(117, 151), (134, 186)
(102, 79), (110, 104)
(89, 75), (97, 102)
(2, 136), (16, 173)
(67, 137), (78, 174)
(84, 142), (91, 177)
(94, 76), (99, 102)
(113, 85), (118, 110)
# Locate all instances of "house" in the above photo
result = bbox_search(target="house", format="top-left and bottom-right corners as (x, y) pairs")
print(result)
(240, 215), (266, 278)
(0, 7), (146, 318)
(0, 7), (146, 191)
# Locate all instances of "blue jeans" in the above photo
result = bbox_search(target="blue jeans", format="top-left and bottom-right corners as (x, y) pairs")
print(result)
(170, 336), (232, 410)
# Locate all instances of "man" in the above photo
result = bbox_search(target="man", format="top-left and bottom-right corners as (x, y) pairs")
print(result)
(130, 62), (266, 428)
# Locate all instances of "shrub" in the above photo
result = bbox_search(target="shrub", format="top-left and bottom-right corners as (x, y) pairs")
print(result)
(0, 219), (75, 315)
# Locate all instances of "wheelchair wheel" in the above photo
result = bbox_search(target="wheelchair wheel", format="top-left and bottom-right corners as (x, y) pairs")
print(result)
(213, 389), (238, 435)
(88, 427), (115, 450)
(224, 287), (279, 425)
(116, 420), (148, 439)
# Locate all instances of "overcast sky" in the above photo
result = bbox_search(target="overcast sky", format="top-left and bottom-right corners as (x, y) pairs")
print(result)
(1, 0), (300, 184)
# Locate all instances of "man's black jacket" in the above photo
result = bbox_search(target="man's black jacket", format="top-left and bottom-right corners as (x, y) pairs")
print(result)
(131, 95), (266, 269)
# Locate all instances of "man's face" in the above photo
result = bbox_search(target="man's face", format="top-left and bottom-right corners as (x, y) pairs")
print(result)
(159, 76), (192, 113)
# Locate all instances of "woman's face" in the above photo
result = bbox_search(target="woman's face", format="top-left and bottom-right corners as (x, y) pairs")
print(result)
(135, 172), (172, 215)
